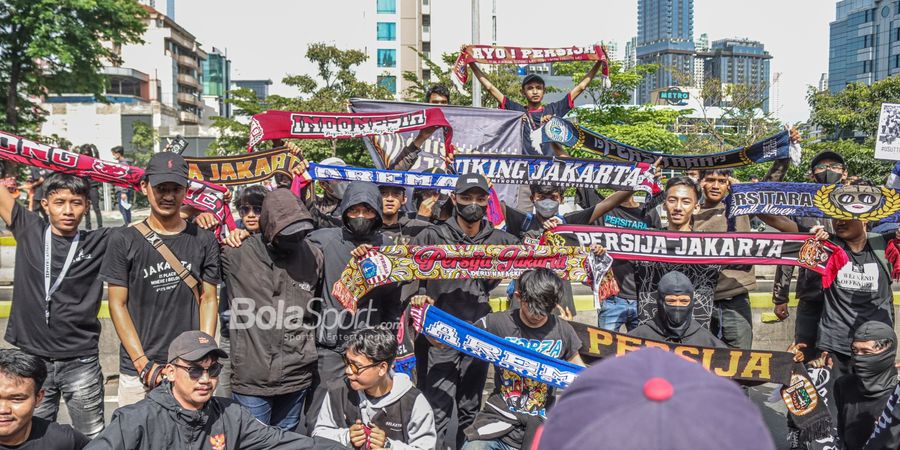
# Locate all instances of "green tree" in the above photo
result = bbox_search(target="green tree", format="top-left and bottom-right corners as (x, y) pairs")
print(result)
(211, 43), (392, 165)
(401, 49), (531, 107)
(130, 121), (158, 168)
(808, 75), (900, 137)
(693, 77), (782, 149)
(0, 0), (146, 134)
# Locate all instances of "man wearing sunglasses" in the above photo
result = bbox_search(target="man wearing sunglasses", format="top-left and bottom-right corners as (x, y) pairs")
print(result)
(88, 331), (346, 450)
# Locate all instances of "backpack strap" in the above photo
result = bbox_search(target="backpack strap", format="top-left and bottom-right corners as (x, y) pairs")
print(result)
(134, 221), (201, 304)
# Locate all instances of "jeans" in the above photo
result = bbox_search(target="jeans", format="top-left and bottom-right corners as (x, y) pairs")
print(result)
(34, 354), (105, 438)
(462, 440), (516, 450)
(423, 342), (490, 450)
(233, 389), (307, 431)
(116, 191), (132, 224)
(710, 294), (753, 349)
(597, 296), (639, 332)
(214, 335), (232, 398)
(305, 346), (346, 434)
(84, 188), (102, 230)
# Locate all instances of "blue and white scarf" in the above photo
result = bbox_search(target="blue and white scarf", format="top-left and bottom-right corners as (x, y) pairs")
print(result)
(728, 182), (900, 222)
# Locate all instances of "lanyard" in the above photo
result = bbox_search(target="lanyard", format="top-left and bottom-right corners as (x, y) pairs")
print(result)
(44, 227), (80, 325)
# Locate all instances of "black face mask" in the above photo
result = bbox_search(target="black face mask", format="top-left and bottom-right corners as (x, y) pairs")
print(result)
(661, 304), (692, 338)
(814, 169), (842, 185)
(273, 232), (305, 252)
(346, 217), (376, 236)
(852, 348), (898, 396)
(456, 202), (486, 223)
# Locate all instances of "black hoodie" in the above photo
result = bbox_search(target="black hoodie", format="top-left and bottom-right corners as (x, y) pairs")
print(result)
(629, 318), (726, 348)
(307, 182), (387, 348)
(402, 213), (520, 323)
(86, 382), (347, 450)
(221, 189), (322, 396)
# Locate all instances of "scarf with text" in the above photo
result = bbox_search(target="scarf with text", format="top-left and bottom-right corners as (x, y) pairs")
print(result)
(410, 304), (583, 389)
(569, 321), (794, 385)
(451, 44), (609, 94)
(782, 364), (836, 445)
(864, 383), (900, 449)
(0, 131), (235, 230)
(540, 225), (849, 287)
(184, 147), (301, 186)
(247, 109), (454, 156)
(332, 245), (614, 311)
(453, 154), (660, 193)
(534, 117), (800, 169)
(728, 182), (900, 222)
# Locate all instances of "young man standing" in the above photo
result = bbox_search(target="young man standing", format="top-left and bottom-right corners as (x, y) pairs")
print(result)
(0, 349), (90, 450)
(110, 146), (133, 224)
(470, 59), (605, 155)
(380, 185), (430, 246)
(314, 327), (437, 450)
(462, 268), (584, 450)
(385, 84), (452, 172)
(0, 173), (109, 438)
(693, 169), (756, 349)
(100, 152), (221, 407)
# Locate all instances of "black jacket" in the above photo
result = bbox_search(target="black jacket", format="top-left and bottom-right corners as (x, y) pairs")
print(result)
(402, 214), (520, 323)
(307, 182), (386, 348)
(630, 318), (726, 348)
(85, 383), (347, 450)
(382, 215), (431, 246)
(222, 189), (322, 396)
(835, 374), (895, 450)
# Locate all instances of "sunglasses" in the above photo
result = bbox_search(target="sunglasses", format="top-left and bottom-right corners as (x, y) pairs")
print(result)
(342, 355), (382, 375)
(813, 163), (845, 171)
(171, 362), (223, 380)
(239, 205), (262, 216)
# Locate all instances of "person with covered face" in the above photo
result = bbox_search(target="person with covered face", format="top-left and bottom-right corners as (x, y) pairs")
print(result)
(221, 189), (321, 431)
(833, 321), (899, 450)
(403, 173), (519, 450)
(300, 156), (349, 229)
(411, 167), (454, 224)
(630, 271), (726, 347)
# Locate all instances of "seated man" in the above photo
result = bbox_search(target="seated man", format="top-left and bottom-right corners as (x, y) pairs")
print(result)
(87, 331), (346, 450)
(313, 327), (436, 450)
(630, 271), (726, 347)
(834, 321), (898, 450)
(0, 349), (89, 449)
(462, 268), (585, 450)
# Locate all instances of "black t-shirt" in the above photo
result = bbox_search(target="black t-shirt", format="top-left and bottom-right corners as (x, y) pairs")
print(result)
(501, 94), (574, 156)
(5, 203), (110, 358)
(600, 205), (649, 300)
(476, 309), (581, 445)
(99, 221), (221, 374)
(0, 417), (90, 450)
(816, 234), (894, 355)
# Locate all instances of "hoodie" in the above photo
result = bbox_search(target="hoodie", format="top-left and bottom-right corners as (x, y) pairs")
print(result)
(630, 318), (726, 348)
(313, 373), (436, 450)
(221, 189), (322, 396)
(402, 213), (520, 323)
(86, 383), (347, 450)
(307, 182), (386, 348)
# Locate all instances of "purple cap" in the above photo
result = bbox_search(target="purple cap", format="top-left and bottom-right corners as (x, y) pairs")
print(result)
(537, 348), (774, 450)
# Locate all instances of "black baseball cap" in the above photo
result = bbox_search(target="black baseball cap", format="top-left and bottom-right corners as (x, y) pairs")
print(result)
(145, 152), (189, 187)
(167, 331), (228, 363)
(809, 151), (845, 170)
(455, 173), (490, 194)
(522, 73), (545, 87)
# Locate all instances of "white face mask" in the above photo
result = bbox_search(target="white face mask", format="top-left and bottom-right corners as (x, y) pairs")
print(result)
(328, 181), (348, 200)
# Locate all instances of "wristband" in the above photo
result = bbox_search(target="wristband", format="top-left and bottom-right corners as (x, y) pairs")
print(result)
(132, 354), (148, 364)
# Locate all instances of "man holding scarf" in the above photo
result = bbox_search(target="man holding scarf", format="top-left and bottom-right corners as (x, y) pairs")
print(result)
(630, 271), (726, 347)
(402, 173), (519, 450)
(834, 321), (899, 450)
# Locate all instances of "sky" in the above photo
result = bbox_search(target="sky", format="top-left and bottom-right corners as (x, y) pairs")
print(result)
(174, 0), (836, 124)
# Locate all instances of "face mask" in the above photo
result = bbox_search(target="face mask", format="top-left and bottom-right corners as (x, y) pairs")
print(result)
(661, 304), (692, 338)
(456, 203), (486, 223)
(534, 199), (560, 218)
(814, 169), (842, 185)
(346, 217), (376, 236)
(851, 348), (898, 395)
(273, 232), (305, 252)
(329, 182), (348, 200)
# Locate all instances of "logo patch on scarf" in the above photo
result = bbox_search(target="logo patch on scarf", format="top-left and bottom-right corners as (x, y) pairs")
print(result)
(360, 251), (392, 285)
(813, 184), (900, 220)
(209, 433), (226, 450)
(797, 238), (829, 269)
(782, 373), (819, 416)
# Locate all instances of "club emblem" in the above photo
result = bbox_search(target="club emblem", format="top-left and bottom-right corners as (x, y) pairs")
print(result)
(781, 373), (818, 416)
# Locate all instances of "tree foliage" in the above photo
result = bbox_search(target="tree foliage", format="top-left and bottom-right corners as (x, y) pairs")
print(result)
(210, 43), (393, 165)
(130, 121), (158, 168)
(808, 75), (900, 138)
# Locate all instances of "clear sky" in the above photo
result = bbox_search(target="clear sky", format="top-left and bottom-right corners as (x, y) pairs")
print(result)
(175, 0), (835, 124)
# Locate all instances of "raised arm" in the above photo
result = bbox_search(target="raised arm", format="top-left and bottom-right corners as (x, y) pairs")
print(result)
(569, 59), (605, 100)
(0, 179), (18, 225)
(587, 190), (635, 224)
(756, 214), (800, 233)
(469, 63), (505, 104)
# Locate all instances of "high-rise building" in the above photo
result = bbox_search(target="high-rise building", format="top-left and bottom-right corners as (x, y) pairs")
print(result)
(366, 0), (430, 98)
(701, 38), (772, 112)
(138, 0), (175, 20)
(202, 48), (231, 119)
(604, 41), (619, 61)
(232, 80), (273, 100)
(828, 0), (900, 92)
(818, 72), (830, 91)
(695, 32), (709, 51)
(635, 0), (696, 104)
(624, 36), (638, 70)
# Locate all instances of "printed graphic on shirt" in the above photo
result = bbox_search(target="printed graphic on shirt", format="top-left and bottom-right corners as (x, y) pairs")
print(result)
(835, 262), (879, 293)
(142, 261), (194, 293)
(499, 337), (562, 417)
(603, 214), (648, 230)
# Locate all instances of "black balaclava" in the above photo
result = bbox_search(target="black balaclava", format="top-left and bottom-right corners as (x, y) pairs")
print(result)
(851, 321), (898, 398)
(655, 271), (695, 339)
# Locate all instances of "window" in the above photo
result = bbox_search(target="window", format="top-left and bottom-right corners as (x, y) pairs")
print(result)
(865, 8), (875, 22)
(377, 22), (396, 41)
(377, 75), (396, 93)
(376, 0), (395, 13)
(895, 54), (900, 69)
(863, 60), (873, 73)
(377, 49), (396, 67)
(864, 34), (874, 47)
(896, 27), (900, 42)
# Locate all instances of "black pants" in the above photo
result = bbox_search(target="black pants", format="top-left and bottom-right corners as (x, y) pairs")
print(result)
(421, 338), (490, 450)
(304, 346), (344, 434)
(84, 188), (102, 230)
